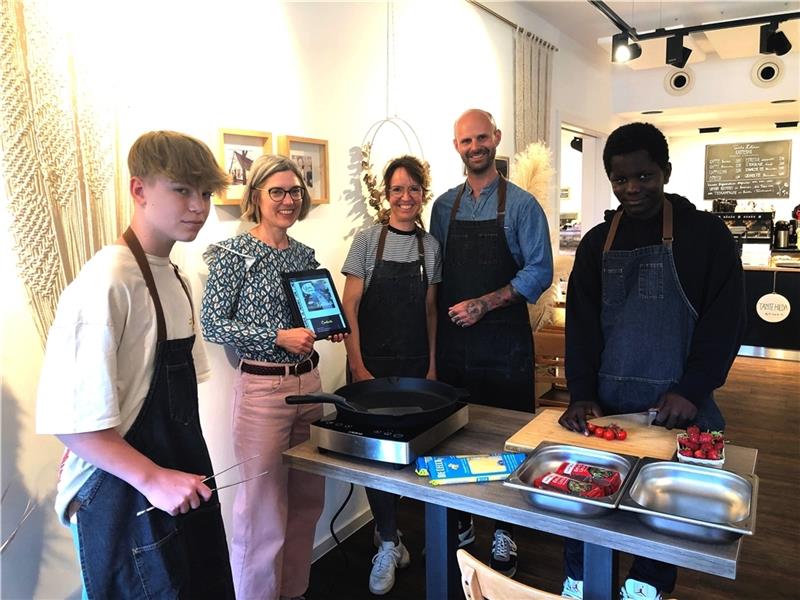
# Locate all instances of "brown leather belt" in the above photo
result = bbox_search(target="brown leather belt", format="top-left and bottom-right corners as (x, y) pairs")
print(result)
(241, 351), (319, 377)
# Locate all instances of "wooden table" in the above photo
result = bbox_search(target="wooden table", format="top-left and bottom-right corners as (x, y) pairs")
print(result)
(283, 405), (757, 600)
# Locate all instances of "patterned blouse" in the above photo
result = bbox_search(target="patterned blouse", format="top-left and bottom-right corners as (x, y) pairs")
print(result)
(200, 232), (319, 363)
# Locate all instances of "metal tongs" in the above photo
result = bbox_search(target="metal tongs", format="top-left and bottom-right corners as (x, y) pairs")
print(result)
(136, 454), (267, 517)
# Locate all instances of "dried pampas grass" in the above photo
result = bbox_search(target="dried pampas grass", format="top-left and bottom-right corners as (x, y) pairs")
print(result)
(511, 141), (554, 214)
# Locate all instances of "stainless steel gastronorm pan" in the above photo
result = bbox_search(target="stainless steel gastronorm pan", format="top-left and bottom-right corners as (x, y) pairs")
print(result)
(618, 458), (758, 543)
(504, 442), (639, 517)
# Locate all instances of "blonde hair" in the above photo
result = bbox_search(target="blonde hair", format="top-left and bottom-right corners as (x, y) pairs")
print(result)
(128, 131), (229, 193)
(240, 155), (311, 223)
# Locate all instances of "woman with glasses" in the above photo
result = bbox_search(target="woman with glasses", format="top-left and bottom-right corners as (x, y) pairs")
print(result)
(341, 155), (442, 596)
(201, 155), (344, 600)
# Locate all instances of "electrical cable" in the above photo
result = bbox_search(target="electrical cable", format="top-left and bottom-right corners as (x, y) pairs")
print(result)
(328, 482), (355, 572)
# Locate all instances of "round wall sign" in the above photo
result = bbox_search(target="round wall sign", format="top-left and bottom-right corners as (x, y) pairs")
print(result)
(756, 293), (791, 323)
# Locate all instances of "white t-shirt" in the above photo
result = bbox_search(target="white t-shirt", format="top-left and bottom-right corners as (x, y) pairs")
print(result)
(36, 245), (210, 525)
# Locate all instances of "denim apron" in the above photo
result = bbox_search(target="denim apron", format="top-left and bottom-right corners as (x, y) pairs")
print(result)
(72, 228), (235, 599)
(598, 198), (724, 431)
(565, 199), (725, 592)
(357, 225), (430, 538)
(437, 176), (534, 412)
(358, 225), (429, 379)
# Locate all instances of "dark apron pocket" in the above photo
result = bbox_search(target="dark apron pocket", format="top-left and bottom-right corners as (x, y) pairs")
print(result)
(602, 267), (625, 306)
(132, 527), (186, 600)
(167, 361), (199, 426)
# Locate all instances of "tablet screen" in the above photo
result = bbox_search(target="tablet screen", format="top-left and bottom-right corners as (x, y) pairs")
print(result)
(281, 269), (350, 337)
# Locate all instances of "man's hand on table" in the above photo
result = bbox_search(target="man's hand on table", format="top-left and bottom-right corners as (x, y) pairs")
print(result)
(558, 401), (603, 435)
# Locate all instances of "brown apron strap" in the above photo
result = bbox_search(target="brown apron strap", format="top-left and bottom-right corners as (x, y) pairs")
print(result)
(497, 175), (507, 229)
(449, 183), (467, 222)
(662, 197), (673, 248)
(376, 225), (389, 262)
(603, 209), (624, 253)
(602, 197), (674, 253)
(123, 228), (166, 342)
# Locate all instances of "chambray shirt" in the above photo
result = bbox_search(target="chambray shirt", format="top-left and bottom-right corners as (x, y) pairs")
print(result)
(430, 176), (553, 303)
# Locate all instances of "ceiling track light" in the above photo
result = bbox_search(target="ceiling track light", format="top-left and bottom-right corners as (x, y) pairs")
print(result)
(590, 1), (799, 65)
(612, 32), (642, 63)
(760, 22), (792, 56)
(666, 34), (692, 69)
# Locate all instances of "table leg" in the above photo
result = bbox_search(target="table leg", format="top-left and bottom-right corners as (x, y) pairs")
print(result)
(583, 542), (618, 600)
(425, 503), (460, 600)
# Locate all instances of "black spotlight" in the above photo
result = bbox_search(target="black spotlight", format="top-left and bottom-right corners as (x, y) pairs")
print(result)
(612, 32), (642, 63)
(570, 137), (583, 152)
(666, 34), (692, 68)
(760, 22), (792, 56)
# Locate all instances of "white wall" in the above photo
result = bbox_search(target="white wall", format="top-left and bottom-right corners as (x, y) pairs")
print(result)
(1, 1), (610, 597)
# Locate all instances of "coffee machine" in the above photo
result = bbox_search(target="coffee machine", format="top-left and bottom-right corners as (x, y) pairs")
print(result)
(788, 219), (798, 249)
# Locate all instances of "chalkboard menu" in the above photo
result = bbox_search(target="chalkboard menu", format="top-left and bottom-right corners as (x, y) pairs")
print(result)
(704, 140), (791, 199)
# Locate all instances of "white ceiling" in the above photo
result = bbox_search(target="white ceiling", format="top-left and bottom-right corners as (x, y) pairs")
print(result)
(517, 1), (800, 135)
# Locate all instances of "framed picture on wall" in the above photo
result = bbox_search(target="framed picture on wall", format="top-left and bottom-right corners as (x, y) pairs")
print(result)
(495, 155), (510, 179)
(216, 128), (272, 205)
(278, 135), (330, 205)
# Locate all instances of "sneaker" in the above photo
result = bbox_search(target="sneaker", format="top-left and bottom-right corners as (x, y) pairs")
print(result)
(373, 527), (403, 548)
(457, 517), (475, 547)
(489, 529), (518, 577)
(561, 576), (583, 599)
(620, 578), (662, 600)
(369, 539), (410, 595)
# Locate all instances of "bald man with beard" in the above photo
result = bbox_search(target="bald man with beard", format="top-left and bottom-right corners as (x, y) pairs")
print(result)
(430, 108), (553, 578)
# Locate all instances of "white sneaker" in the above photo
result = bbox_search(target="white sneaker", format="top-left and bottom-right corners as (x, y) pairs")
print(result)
(373, 527), (404, 547)
(369, 539), (410, 595)
(561, 576), (583, 599)
(620, 578), (662, 600)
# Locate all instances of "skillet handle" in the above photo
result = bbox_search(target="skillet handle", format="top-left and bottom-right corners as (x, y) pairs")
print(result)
(285, 392), (349, 405)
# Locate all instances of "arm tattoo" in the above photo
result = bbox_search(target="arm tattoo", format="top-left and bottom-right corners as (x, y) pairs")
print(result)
(482, 284), (522, 312)
(466, 299), (488, 318)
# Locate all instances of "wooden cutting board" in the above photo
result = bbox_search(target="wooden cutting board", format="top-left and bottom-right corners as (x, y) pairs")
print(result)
(504, 408), (677, 459)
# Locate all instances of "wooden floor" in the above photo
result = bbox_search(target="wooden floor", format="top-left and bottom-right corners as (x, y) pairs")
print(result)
(307, 356), (800, 600)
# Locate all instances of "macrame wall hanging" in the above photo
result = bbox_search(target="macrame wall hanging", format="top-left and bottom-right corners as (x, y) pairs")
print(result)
(359, 0), (429, 226)
(1, 0), (119, 345)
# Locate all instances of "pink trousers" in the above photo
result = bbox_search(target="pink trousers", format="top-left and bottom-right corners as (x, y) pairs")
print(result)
(229, 364), (324, 600)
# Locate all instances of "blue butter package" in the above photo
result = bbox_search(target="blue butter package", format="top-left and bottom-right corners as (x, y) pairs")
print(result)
(414, 452), (527, 485)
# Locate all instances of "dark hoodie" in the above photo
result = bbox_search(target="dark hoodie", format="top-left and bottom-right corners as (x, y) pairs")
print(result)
(565, 193), (746, 407)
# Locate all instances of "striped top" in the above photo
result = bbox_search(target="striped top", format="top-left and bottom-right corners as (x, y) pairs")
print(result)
(342, 224), (442, 291)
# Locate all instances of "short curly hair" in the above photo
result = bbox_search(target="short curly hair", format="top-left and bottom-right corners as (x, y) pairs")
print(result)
(602, 122), (670, 176)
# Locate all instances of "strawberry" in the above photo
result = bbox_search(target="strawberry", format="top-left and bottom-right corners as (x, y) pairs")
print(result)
(701, 442), (714, 452)
(684, 440), (700, 451)
(687, 425), (701, 437)
(679, 448), (694, 457)
(698, 432), (713, 444)
(707, 449), (720, 460)
(693, 449), (706, 459)
(688, 431), (701, 444)
(715, 442), (724, 451)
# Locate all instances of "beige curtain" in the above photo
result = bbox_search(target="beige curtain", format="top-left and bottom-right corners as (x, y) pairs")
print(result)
(514, 27), (554, 150)
(0, 0), (121, 345)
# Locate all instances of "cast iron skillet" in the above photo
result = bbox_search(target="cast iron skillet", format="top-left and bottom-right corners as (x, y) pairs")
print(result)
(285, 376), (469, 427)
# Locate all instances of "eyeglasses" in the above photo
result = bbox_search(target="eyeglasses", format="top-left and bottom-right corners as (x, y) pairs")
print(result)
(389, 185), (424, 198)
(256, 186), (305, 202)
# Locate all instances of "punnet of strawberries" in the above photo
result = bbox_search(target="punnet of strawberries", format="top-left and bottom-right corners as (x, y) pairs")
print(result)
(677, 425), (725, 461)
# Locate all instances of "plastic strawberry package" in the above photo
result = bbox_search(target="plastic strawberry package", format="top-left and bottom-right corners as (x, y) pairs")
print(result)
(676, 425), (725, 468)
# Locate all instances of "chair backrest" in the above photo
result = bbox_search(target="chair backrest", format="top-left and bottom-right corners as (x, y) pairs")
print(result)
(533, 326), (569, 408)
(456, 549), (563, 600)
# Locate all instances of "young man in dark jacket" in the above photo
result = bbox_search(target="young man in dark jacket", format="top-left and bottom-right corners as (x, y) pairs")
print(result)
(558, 122), (745, 600)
